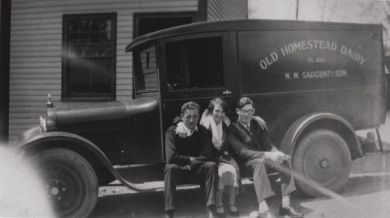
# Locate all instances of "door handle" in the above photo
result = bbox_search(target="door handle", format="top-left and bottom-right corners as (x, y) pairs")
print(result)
(222, 90), (232, 95)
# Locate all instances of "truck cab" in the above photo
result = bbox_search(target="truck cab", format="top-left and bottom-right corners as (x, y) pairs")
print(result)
(18, 19), (387, 218)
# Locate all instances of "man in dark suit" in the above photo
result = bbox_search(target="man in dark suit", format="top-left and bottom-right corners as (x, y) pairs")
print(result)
(227, 97), (303, 218)
(164, 101), (218, 218)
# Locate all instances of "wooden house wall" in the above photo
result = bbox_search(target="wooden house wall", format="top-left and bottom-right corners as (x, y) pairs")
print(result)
(9, 0), (197, 140)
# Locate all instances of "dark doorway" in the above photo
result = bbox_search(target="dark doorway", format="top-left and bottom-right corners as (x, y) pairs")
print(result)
(0, 0), (11, 142)
(133, 12), (196, 38)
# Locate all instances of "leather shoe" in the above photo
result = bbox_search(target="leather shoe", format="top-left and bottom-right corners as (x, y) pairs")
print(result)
(228, 204), (239, 217)
(215, 205), (225, 218)
(207, 205), (218, 218)
(279, 206), (304, 218)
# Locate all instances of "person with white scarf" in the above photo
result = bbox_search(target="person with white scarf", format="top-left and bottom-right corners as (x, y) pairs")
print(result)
(200, 98), (240, 217)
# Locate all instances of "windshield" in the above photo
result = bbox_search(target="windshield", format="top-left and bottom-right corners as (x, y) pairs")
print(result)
(133, 43), (158, 94)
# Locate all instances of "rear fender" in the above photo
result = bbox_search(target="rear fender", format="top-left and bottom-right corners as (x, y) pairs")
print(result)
(18, 131), (158, 191)
(280, 112), (362, 160)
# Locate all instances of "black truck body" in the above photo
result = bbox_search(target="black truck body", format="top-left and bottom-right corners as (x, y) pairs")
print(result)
(18, 20), (386, 218)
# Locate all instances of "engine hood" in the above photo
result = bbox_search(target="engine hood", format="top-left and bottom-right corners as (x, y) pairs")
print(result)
(44, 97), (158, 131)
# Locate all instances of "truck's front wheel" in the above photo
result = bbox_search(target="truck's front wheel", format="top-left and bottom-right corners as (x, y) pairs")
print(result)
(293, 129), (351, 197)
(34, 148), (98, 218)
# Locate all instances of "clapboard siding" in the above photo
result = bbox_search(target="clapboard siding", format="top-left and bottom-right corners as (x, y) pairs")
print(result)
(12, 24), (62, 31)
(12, 47), (61, 53)
(11, 41), (60, 48)
(11, 29), (61, 36)
(12, 4), (196, 15)
(207, 0), (247, 21)
(11, 62), (60, 68)
(11, 34), (61, 42)
(9, 0), (197, 140)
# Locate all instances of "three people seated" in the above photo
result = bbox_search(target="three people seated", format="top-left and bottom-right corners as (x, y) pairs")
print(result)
(164, 98), (303, 218)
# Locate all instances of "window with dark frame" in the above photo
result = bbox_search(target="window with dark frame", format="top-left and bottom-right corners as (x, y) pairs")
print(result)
(62, 13), (116, 100)
(132, 12), (196, 95)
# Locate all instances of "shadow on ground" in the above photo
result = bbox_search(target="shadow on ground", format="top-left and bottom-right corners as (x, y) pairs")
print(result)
(90, 149), (390, 218)
(90, 183), (313, 218)
(90, 170), (390, 217)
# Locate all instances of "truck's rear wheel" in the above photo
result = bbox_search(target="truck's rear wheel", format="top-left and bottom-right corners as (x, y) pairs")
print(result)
(293, 129), (351, 197)
(34, 148), (98, 218)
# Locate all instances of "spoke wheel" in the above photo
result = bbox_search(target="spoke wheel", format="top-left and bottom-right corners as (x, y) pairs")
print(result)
(293, 129), (351, 197)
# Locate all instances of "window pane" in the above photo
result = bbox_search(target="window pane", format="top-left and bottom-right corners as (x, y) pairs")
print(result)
(69, 33), (80, 44)
(69, 61), (90, 93)
(67, 18), (112, 45)
(73, 45), (112, 57)
(90, 58), (112, 93)
(68, 20), (80, 32)
(63, 13), (116, 99)
(79, 32), (90, 43)
(165, 37), (224, 90)
(99, 31), (111, 42)
(80, 19), (91, 31)
(69, 58), (112, 94)
(134, 44), (158, 92)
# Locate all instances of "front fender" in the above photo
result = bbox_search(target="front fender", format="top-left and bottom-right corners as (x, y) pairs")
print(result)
(17, 131), (158, 192)
(17, 131), (109, 160)
(280, 112), (362, 159)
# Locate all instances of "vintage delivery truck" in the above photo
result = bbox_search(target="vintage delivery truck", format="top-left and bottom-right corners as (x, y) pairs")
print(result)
(18, 19), (387, 218)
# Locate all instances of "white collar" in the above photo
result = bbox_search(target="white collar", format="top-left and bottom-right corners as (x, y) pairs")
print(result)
(175, 122), (198, 137)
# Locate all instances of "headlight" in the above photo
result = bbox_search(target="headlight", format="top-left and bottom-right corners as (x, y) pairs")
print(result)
(39, 116), (47, 132)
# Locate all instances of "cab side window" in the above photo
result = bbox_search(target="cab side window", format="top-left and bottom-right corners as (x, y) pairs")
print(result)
(165, 37), (224, 90)
(134, 44), (158, 93)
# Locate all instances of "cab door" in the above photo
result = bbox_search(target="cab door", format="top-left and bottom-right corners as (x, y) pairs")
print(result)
(159, 32), (238, 160)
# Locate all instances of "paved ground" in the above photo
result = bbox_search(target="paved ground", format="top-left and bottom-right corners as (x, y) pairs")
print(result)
(89, 112), (390, 218)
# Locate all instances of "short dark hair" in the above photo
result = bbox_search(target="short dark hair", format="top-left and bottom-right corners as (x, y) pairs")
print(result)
(207, 98), (228, 115)
(181, 101), (200, 114)
(237, 97), (254, 109)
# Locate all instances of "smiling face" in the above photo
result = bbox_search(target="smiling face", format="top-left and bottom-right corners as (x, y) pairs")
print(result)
(181, 109), (199, 131)
(237, 104), (255, 126)
(211, 103), (225, 124)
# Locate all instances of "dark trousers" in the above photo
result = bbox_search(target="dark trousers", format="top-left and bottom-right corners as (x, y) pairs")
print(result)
(164, 161), (218, 211)
(244, 158), (296, 203)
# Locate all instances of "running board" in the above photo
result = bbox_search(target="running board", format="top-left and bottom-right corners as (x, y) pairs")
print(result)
(110, 163), (164, 192)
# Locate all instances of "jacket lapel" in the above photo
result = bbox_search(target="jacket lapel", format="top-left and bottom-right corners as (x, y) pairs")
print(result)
(222, 124), (226, 143)
(236, 121), (261, 147)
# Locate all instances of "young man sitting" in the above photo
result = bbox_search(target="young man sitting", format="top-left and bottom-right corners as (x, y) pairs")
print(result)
(227, 97), (303, 218)
(164, 101), (218, 218)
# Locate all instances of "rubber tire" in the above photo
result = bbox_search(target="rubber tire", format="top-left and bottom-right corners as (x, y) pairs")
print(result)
(293, 129), (351, 197)
(34, 148), (98, 218)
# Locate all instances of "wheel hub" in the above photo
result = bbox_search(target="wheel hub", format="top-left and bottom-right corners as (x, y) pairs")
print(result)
(50, 187), (59, 196)
(48, 179), (68, 201)
(319, 158), (329, 169)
